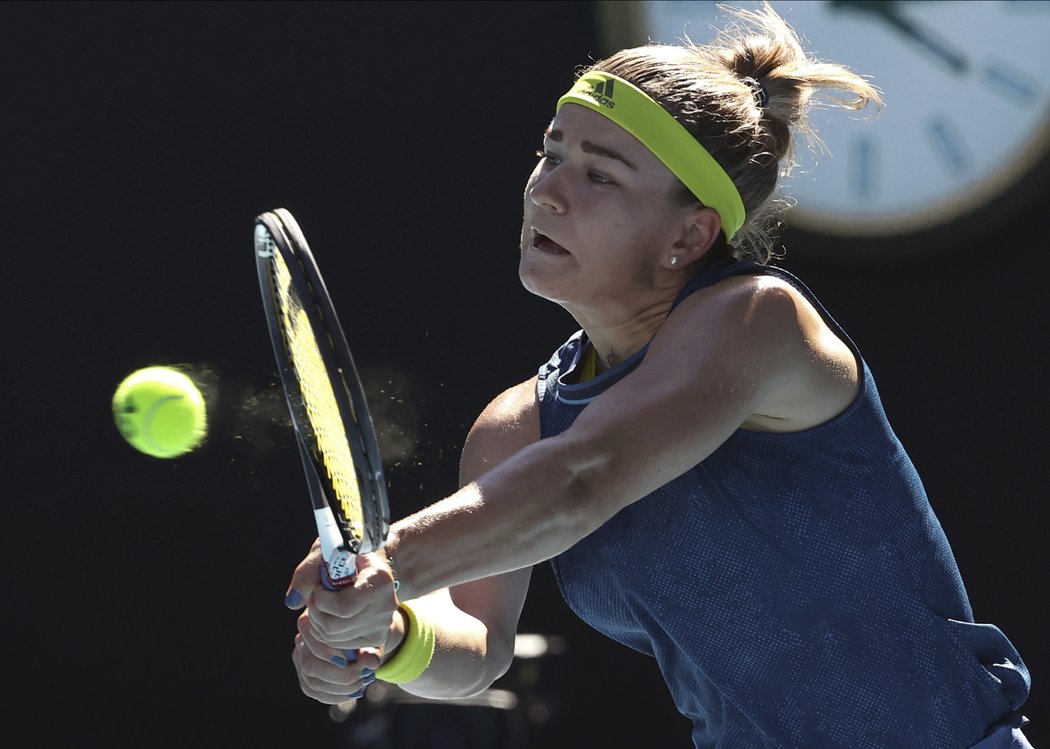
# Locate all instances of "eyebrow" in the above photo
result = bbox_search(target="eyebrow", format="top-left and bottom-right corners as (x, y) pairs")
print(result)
(545, 127), (637, 171)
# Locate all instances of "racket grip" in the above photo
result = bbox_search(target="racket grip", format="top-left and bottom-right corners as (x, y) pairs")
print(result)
(321, 559), (356, 591)
(315, 504), (357, 588)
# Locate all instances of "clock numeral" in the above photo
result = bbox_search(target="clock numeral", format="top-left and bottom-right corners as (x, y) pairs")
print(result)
(982, 60), (1040, 106)
(850, 136), (878, 199)
(927, 117), (970, 174)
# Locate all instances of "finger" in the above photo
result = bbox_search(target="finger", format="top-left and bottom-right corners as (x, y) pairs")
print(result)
(307, 601), (394, 649)
(292, 633), (377, 704)
(310, 586), (368, 619)
(353, 553), (398, 596)
(297, 610), (342, 663)
(293, 633), (370, 690)
(302, 607), (380, 655)
(285, 539), (324, 610)
(293, 633), (351, 702)
(310, 558), (397, 619)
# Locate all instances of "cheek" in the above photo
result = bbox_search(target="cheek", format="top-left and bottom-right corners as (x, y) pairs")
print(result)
(598, 216), (671, 281)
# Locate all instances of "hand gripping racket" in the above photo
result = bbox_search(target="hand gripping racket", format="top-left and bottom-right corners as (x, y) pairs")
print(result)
(254, 208), (390, 590)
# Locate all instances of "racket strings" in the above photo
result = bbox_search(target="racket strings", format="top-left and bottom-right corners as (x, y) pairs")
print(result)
(269, 242), (365, 544)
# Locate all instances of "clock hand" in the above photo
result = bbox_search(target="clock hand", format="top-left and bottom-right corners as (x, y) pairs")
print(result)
(829, 0), (968, 75)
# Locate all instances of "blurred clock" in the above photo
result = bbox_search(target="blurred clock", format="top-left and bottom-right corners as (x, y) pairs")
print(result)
(594, 0), (1050, 260)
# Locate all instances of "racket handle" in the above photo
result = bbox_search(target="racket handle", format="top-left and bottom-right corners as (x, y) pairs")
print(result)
(315, 504), (357, 587)
(320, 555), (357, 590)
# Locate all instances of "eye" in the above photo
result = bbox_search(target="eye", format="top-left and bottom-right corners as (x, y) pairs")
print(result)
(535, 150), (614, 185)
(536, 149), (561, 167)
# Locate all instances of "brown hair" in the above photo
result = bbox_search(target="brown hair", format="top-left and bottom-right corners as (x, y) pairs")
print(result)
(588, 2), (882, 263)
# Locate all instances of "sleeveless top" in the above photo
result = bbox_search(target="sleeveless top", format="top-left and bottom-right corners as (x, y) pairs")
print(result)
(539, 257), (1030, 748)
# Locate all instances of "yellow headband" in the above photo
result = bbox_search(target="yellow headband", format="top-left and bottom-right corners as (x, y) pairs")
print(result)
(557, 71), (745, 241)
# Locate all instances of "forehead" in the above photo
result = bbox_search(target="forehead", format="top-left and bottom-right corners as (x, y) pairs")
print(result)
(548, 103), (664, 170)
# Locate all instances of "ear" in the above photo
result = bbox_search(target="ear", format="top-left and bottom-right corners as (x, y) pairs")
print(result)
(662, 206), (722, 269)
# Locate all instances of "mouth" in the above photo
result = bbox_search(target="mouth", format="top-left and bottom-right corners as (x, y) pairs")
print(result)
(530, 229), (570, 255)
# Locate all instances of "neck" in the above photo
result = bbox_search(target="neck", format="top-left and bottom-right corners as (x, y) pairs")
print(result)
(578, 303), (672, 372)
(560, 263), (709, 371)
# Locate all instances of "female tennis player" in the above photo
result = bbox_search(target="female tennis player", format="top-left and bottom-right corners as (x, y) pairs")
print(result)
(285, 4), (1033, 746)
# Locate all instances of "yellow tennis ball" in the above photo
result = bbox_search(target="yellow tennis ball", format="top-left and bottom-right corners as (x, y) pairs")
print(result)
(112, 366), (207, 458)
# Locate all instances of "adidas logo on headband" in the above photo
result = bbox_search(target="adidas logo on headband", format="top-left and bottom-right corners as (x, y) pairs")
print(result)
(582, 78), (616, 109)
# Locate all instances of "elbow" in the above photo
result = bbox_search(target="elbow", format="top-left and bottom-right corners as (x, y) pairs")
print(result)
(561, 462), (630, 547)
(467, 626), (517, 695)
(538, 433), (622, 539)
(416, 652), (513, 701)
(486, 634), (518, 686)
(466, 620), (520, 697)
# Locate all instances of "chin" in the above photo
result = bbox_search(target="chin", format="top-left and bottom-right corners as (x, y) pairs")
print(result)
(518, 256), (563, 303)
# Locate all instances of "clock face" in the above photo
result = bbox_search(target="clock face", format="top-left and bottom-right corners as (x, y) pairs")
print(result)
(602, 0), (1050, 239)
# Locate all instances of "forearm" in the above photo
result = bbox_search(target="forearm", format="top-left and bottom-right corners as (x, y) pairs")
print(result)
(388, 434), (612, 603)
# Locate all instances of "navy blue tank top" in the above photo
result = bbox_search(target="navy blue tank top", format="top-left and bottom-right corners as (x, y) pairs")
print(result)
(540, 258), (1030, 748)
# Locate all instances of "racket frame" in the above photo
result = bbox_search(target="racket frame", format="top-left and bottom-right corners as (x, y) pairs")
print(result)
(254, 208), (390, 588)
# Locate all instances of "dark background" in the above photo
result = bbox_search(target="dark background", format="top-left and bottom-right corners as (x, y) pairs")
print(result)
(3, 2), (1045, 746)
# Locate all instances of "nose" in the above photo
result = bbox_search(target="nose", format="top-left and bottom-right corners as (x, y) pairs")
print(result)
(528, 164), (567, 214)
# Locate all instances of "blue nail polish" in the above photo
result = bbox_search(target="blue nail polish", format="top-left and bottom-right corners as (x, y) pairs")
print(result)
(361, 668), (374, 677)
(330, 655), (348, 668)
(344, 650), (357, 662)
(284, 589), (303, 608)
(362, 673), (376, 685)
(347, 689), (365, 700)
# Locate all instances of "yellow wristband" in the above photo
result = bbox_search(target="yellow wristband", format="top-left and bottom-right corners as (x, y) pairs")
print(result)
(374, 601), (435, 684)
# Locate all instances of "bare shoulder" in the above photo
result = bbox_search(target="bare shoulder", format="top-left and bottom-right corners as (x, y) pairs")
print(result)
(473, 377), (538, 429)
(655, 271), (859, 431)
(461, 377), (540, 483)
(673, 271), (810, 325)
(654, 272), (817, 360)
(718, 272), (857, 370)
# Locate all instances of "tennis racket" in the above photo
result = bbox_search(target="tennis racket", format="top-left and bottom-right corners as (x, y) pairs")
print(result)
(254, 207), (390, 591)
